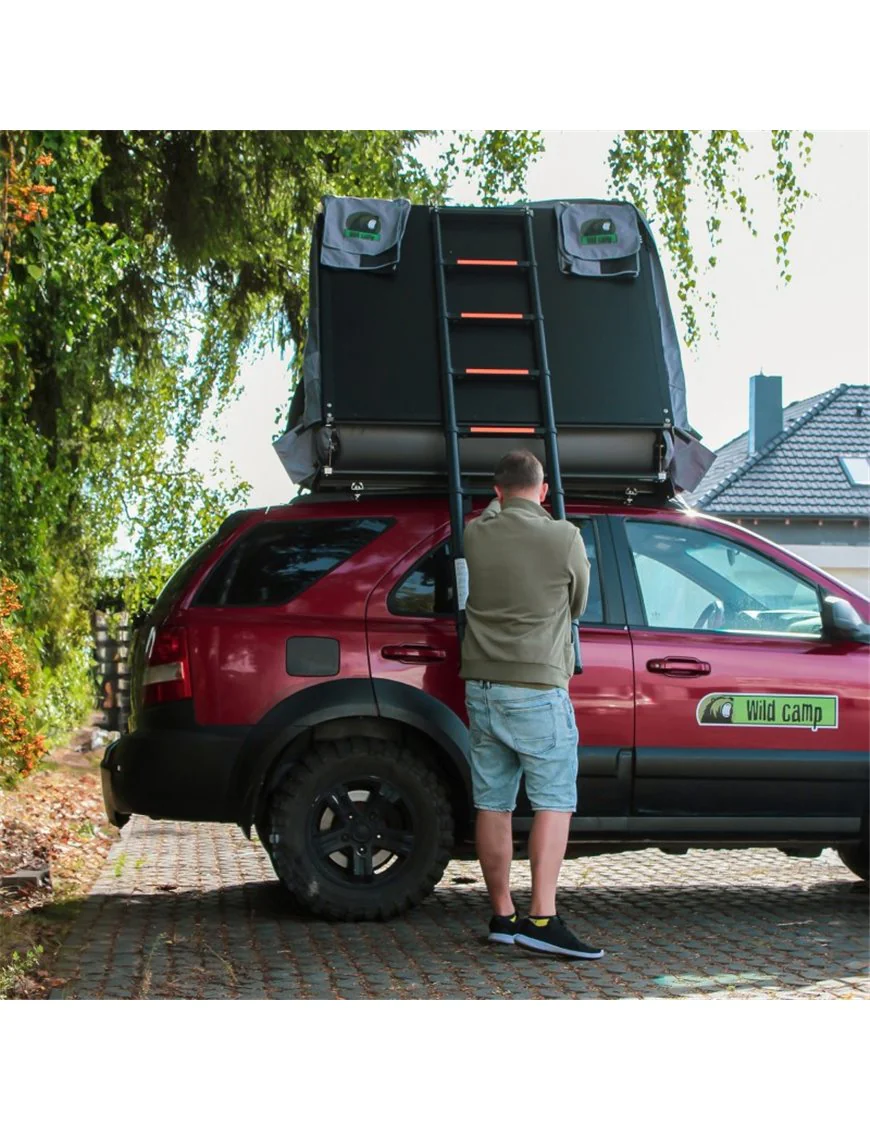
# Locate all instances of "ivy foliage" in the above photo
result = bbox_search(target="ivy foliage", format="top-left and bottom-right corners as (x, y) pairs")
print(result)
(0, 578), (45, 787)
(0, 130), (543, 740)
(1, 129), (814, 745)
(608, 130), (814, 345)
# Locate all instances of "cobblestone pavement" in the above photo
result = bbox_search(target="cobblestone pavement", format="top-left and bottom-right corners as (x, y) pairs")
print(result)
(50, 816), (869, 999)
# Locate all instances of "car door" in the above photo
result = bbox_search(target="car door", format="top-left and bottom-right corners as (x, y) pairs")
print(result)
(613, 513), (868, 836)
(366, 532), (464, 726)
(366, 514), (634, 821)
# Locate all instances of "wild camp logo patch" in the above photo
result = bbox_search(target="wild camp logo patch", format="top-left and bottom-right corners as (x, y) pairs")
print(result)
(343, 211), (382, 241)
(697, 693), (838, 731)
(579, 217), (618, 246)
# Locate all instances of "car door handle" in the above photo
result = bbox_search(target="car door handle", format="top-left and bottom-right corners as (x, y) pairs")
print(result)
(647, 656), (711, 677)
(381, 644), (447, 664)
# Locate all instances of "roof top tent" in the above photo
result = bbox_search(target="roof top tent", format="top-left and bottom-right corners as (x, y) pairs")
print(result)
(275, 196), (714, 500)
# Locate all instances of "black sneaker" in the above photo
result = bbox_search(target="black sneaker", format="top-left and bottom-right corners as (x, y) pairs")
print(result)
(515, 915), (604, 959)
(487, 913), (519, 945)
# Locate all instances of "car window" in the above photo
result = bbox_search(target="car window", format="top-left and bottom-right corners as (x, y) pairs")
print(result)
(151, 529), (226, 620)
(625, 520), (822, 636)
(194, 518), (392, 607)
(388, 519), (604, 623)
(568, 518), (604, 624)
(389, 542), (454, 617)
(150, 510), (253, 620)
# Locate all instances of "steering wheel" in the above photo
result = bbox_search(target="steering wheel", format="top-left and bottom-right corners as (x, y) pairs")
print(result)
(693, 599), (725, 631)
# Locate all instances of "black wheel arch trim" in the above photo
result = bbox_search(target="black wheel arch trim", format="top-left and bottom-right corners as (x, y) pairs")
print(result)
(232, 677), (472, 837)
(231, 678), (378, 833)
(371, 678), (472, 830)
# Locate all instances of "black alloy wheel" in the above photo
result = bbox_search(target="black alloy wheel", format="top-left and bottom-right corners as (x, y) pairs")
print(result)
(265, 737), (454, 921)
(310, 776), (416, 884)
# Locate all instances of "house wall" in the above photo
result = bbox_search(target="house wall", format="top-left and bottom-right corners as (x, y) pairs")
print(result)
(788, 550), (869, 597)
(726, 518), (870, 597)
(826, 568), (870, 597)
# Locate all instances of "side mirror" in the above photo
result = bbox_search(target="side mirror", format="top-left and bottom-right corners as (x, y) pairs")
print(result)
(821, 595), (870, 644)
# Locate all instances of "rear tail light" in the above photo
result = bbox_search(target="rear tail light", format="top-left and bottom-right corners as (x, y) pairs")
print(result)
(143, 626), (192, 706)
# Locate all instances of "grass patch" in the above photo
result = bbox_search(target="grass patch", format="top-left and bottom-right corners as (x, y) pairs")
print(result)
(0, 946), (44, 999)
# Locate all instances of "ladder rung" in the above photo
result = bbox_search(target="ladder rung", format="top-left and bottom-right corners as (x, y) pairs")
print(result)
(466, 426), (540, 435)
(460, 367), (533, 376)
(456, 312), (528, 321)
(448, 259), (529, 268)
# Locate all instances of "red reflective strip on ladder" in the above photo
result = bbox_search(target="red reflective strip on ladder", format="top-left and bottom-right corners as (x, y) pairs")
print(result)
(465, 368), (529, 375)
(470, 426), (536, 434)
(460, 312), (523, 320)
(456, 259), (518, 266)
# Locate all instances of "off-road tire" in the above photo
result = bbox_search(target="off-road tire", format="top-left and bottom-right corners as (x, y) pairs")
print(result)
(266, 737), (454, 921)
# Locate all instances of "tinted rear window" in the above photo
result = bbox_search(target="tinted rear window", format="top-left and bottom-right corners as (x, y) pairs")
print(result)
(149, 530), (226, 623)
(143, 511), (257, 623)
(194, 518), (392, 607)
(389, 541), (454, 617)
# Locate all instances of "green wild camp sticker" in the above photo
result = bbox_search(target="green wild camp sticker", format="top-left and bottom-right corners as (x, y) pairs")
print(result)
(697, 693), (838, 731)
(343, 211), (381, 241)
(579, 217), (618, 245)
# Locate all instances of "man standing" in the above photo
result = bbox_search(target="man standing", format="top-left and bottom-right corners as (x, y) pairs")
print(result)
(461, 450), (603, 959)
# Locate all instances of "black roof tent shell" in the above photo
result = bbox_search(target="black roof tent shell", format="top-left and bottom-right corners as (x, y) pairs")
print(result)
(275, 198), (712, 499)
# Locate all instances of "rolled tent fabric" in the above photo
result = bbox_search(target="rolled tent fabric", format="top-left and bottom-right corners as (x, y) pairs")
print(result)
(671, 429), (716, 494)
(555, 201), (641, 278)
(320, 195), (411, 271)
(274, 422), (317, 486)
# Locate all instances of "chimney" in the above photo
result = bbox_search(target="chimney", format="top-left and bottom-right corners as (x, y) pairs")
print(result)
(748, 373), (783, 455)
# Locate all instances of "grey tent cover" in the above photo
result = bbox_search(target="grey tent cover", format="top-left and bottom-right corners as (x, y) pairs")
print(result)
(555, 201), (641, 278)
(320, 195), (411, 270)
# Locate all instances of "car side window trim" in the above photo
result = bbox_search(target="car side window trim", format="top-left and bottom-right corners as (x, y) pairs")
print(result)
(607, 515), (646, 626)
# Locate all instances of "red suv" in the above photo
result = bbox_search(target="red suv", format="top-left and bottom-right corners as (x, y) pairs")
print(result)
(101, 490), (870, 920)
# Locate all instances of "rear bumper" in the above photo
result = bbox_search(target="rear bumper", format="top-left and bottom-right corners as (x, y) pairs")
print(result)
(100, 724), (247, 827)
(100, 742), (129, 829)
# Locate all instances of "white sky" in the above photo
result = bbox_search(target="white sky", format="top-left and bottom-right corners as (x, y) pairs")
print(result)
(192, 130), (869, 507)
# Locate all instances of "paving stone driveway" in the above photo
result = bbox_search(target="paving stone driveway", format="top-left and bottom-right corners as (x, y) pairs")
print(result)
(51, 816), (869, 999)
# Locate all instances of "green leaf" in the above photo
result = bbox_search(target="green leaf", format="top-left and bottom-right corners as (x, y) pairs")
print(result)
(607, 129), (812, 345)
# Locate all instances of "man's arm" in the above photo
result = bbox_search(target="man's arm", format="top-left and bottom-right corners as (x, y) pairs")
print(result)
(568, 528), (590, 619)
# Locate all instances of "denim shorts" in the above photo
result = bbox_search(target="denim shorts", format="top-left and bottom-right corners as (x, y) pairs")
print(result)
(465, 681), (579, 813)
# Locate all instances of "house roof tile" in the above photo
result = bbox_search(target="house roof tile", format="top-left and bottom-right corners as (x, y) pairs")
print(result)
(686, 384), (870, 517)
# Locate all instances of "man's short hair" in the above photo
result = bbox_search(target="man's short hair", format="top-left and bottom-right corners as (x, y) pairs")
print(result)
(494, 449), (545, 490)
